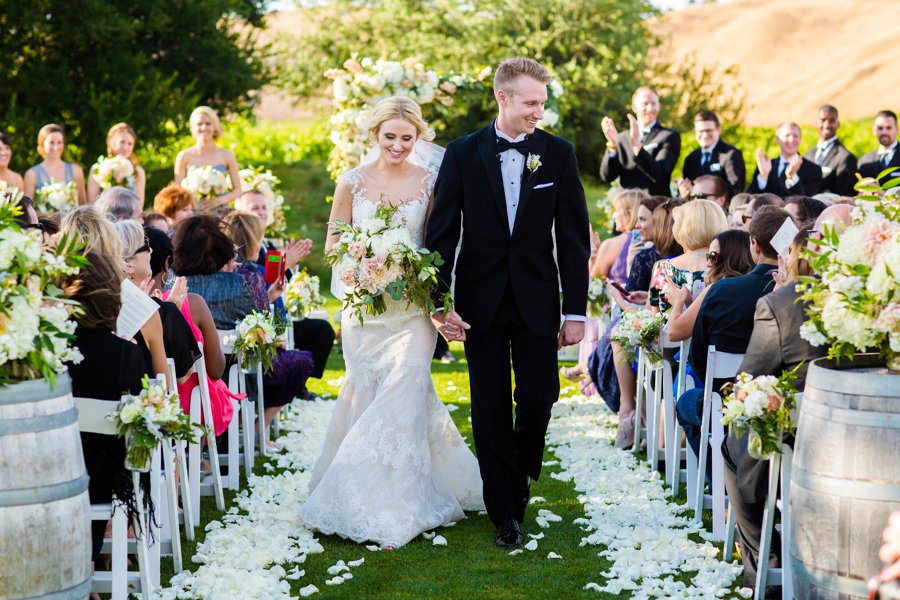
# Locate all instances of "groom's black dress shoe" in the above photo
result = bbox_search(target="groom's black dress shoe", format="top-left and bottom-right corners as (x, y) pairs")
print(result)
(495, 517), (523, 548)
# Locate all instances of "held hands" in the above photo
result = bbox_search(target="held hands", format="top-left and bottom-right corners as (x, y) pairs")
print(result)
(785, 154), (802, 180)
(756, 148), (772, 179)
(283, 238), (313, 271)
(431, 310), (471, 343)
(600, 117), (619, 146)
(557, 320), (584, 350)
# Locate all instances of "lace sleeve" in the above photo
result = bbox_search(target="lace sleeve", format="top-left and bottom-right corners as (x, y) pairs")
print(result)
(338, 168), (363, 196)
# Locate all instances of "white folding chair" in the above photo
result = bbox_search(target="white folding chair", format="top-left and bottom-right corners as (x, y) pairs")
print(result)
(665, 338), (694, 496)
(154, 360), (188, 573)
(75, 395), (154, 600)
(218, 329), (260, 480)
(692, 345), (745, 542)
(165, 360), (194, 543)
(187, 343), (225, 528)
(638, 329), (684, 473)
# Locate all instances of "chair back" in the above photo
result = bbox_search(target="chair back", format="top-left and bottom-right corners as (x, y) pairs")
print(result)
(705, 345), (745, 387)
(217, 329), (237, 355)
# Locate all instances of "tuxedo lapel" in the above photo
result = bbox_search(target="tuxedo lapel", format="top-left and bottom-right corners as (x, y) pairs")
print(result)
(512, 130), (547, 236)
(478, 126), (510, 237)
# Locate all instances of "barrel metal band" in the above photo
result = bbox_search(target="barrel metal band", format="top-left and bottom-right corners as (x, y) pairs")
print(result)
(0, 474), (89, 507)
(803, 400), (900, 428)
(791, 555), (869, 597)
(22, 577), (92, 600)
(0, 407), (77, 436)
(0, 375), (71, 405)
(793, 466), (900, 502)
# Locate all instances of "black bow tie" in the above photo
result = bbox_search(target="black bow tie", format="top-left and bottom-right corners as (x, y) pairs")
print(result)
(496, 137), (530, 156)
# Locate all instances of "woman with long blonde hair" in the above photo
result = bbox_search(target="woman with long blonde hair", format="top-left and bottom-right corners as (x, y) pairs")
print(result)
(174, 106), (241, 210)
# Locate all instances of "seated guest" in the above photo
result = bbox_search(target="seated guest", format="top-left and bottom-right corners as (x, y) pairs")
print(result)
(153, 184), (195, 232)
(748, 122), (823, 196)
(96, 186), (143, 222)
(728, 193), (752, 229)
(600, 86), (680, 196)
(143, 210), (170, 234)
(722, 227), (827, 594)
(235, 189), (313, 275)
(624, 195), (668, 293)
(62, 251), (149, 566)
(675, 206), (787, 475)
(171, 215), (314, 446)
(680, 111), (746, 198)
(685, 174), (729, 212)
(739, 194), (784, 232)
(783, 195), (827, 226)
(803, 105), (857, 197)
(589, 189), (646, 280)
(858, 110), (900, 188)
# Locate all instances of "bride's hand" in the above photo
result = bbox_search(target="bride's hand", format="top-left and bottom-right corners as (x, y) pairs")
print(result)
(431, 310), (470, 342)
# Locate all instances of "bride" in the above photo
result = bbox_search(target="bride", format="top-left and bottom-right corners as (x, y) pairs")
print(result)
(298, 96), (485, 548)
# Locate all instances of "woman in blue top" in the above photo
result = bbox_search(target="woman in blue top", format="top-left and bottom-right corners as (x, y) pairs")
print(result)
(174, 106), (241, 211)
(24, 123), (87, 206)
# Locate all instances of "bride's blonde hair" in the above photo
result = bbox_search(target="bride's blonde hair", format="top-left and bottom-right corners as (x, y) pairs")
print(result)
(367, 97), (435, 142)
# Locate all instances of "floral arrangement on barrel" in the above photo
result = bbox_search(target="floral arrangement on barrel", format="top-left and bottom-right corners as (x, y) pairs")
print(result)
(324, 55), (565, 180)
(229, 311), (284, 373)
(587, 275), (611, 318)
(0, 189), (87, 386)
(239, 165), (288, 240)
(798, 170), (900, 371)
(182, 165), (232, 206)
(90, 155), (135, 191)
(284, 270), (325, 320)
(110, 375), (201, 472)
(34, 180), (78, 214)
(327, 203), (449, 324)
(611, 307), (668, 364)
(722, 367), (799, 459)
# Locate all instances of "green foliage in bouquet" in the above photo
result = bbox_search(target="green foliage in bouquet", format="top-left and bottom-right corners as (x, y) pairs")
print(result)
(721, 366), (800, 459)
(231, 311), (286, 374)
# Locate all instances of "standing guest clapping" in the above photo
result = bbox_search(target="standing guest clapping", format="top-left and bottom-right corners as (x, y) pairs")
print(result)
(87, 123), (147, 204)
(748, 122), (822, 196)
(24, 124), (87, 208)
(174, 106), (241, 211)
(802, 105), (857, 197)
(680, 111), (745, 198)
(600, 86), (681, 196)
(0, 132), (25, 191)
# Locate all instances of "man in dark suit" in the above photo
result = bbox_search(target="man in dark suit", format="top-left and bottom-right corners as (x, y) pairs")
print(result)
(802, 105), (857, 197)
(427, 57), (590, 548)
(680, 110), (746, 198)
(857, 110), (900, 189)
(748, 122), (823, 196)
(722, 282), (827, 592)
(675, 206), (785, 464)
(599, 86), (681, 196)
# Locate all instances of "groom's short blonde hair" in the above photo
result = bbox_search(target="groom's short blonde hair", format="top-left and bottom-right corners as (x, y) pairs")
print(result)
(494, 58), (552, 96)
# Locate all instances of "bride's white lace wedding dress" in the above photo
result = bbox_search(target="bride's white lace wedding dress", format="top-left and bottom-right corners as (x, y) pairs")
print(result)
(298, 166), (485, 548)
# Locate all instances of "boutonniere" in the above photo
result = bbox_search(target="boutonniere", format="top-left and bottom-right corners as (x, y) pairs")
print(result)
(710, 163), (722, 172)
(526, 153), (542, 180)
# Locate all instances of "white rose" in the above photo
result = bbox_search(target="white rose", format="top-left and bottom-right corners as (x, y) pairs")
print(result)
(799, 321), (827, 347)
(119, 402), (142, 425)
(540, 109), (559, 128)
(743, 390), (768, 418)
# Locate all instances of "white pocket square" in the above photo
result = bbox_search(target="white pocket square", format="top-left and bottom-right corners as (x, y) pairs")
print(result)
(643, 143), (659, 151)
(534, 182), (554, 190)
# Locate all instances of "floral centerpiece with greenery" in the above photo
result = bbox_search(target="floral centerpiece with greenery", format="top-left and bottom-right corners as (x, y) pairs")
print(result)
(611, 307), (667, 364)
(229, 310), (284, 373)
(284, 270), (325, 319)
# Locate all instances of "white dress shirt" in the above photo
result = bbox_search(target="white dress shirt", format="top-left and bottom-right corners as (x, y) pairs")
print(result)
(757, 155), (800, 189)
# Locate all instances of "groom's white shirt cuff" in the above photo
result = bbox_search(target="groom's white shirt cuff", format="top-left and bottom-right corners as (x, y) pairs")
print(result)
(564, 314), (586, 322)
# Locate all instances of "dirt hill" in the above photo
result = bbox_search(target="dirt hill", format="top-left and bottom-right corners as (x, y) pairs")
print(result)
(651, 0), (900, 125)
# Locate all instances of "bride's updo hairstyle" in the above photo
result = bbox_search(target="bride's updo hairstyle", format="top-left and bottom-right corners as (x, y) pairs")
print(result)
(367, 97), (435, 142)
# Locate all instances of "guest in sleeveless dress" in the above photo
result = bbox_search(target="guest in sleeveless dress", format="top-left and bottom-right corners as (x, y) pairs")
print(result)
(172, 216), (313, 447)
(174, 106), (241, 211)
(24, 123), (87, 208)
(0, 131), (25, 191)
(87, 122), (147, 204)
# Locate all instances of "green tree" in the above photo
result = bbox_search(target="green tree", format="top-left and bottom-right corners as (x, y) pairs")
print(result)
(0, 0), (270, 170)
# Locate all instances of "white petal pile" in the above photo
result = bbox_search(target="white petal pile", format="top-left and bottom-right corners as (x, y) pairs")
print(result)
(157, 399), (341, 599)
(546, 394), (748, 599)
(432, 535), (448, 546)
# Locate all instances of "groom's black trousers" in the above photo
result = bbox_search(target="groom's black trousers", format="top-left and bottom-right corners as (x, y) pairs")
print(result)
(463, 285), (559, 527)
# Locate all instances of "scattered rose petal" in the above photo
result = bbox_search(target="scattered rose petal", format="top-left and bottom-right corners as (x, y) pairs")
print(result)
(547, 552), (562, 559)
(445, 403), (459, 412)
(528, 532), (544, 540)
(529, 496), (547, 504)
(299, 584), (319, 597)
(347, 558), (365, 567)
(443, 521), (457, 527)
(325, 576), (344, 586)
(524, 539), (538, 551)
(535, 516), (549, 528)
(508, 549), (523, 556)
(366, 545), (380, 552)
(432, 535), (448, 546)
(422, 531), (436, 539)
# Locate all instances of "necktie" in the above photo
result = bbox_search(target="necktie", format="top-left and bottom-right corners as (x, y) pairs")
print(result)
(496, 137), (530, 156)
(701, 150), (711, 169)
(815, 145), (828, 166)
(640, 128), (651, 143)
(879, 149), (892, 168)
(778, 160), (788, 177)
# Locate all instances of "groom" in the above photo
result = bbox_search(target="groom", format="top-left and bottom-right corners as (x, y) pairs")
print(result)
(427, 57), (590, 547)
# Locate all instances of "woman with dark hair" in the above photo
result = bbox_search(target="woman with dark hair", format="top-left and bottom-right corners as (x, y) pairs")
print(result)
(62, 251), (150, 567)
(172, 215), (313, 448)
(0, 131), (25, 190)
(784, 195), (827, 226)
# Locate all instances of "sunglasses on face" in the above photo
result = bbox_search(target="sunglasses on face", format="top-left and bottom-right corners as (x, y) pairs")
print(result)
(689, 192), (715, 200)
(132, 236), (151, 256)
(706, 251), (719, 264)
(742, 213), (753, 224)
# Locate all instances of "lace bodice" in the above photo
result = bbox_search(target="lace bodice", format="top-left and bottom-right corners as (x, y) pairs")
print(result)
(340, 166), (436, 247)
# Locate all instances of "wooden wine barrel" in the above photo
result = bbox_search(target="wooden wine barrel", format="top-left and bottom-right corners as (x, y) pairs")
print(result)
(0, 374), (92, 600)
(791, 354), (900, 600)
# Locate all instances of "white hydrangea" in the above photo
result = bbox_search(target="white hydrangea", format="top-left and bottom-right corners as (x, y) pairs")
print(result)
(821, 293), (878, 350)
(799, 320), (827, 347)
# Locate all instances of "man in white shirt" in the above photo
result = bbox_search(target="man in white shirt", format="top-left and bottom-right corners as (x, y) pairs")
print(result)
(858, 110), (900, 188)
(748, 122), (823, 196)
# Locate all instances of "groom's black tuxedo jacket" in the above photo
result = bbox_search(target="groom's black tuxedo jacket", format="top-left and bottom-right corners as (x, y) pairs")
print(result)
(426, 124), (590, 338)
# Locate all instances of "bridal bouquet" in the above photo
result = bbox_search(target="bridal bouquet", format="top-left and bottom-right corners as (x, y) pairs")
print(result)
(284, 270), (324, 319)
(110, 375), (201, 472)
(0, 180), (20, 202)
(182, 165), (231, 202)
(239, 165), (287, 239)
(90, 155), (135, 190)
(798, 173), (900, 370)
(0, 190), (87, 385)
(34, 180), (78, 213)
(587, 275), (611, 318)
(611, 307), (667, 363)
(722, 368), (799, 459)
(229, 311), (284, 373)
(327, 203), (447, 324)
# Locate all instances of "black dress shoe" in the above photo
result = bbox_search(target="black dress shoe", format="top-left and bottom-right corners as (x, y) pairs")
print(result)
(494, 517), (523, 548)
(515, 479), (531, 524)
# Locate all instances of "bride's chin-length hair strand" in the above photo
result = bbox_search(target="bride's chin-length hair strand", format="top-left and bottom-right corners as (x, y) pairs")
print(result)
(367, 97), (435, 143)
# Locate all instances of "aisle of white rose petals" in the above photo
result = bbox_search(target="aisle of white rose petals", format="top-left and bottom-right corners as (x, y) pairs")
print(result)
(547, 392), (750, 599)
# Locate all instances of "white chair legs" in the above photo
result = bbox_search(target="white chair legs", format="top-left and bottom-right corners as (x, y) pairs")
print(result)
(754, 444), (793, 599)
